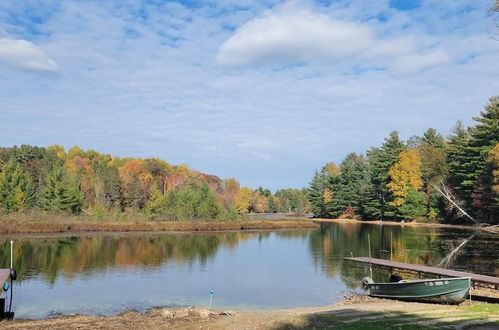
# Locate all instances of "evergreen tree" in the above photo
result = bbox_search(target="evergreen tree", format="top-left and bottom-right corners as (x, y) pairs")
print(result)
(307, 163), (339, 218)
(419, 129), (449, 186)
(363, 132), (406, 219)
(328, 153), (369, 218)
(307, 170), (330, 217)
(398, 190), (427, 221)
(95, 163), (121, 209)
(0, 159), (35, 212)
(417, 128), (448, 220)
(40, 166), (83, 214)
(450, 97), (499, 221)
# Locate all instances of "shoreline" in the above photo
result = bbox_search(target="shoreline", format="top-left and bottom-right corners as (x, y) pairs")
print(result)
(0, 213), (497, 235)
(3, 295), (498, 329)
(0, 218), (318, 235)
(313, 217), (499, 233)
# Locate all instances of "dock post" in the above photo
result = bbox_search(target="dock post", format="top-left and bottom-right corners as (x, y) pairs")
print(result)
(390, 232), (393, 261)
(368, 234), (373, 279)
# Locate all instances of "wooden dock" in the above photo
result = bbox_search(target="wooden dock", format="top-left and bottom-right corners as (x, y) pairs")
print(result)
(345, 257), (499, 290)
(0, 269), (9, 285)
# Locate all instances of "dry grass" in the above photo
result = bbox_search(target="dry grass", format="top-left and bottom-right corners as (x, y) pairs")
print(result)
(0, 211), (317, 234)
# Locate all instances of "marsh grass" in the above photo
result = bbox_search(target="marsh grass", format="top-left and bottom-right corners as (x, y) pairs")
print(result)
(0, 209), (317, 234)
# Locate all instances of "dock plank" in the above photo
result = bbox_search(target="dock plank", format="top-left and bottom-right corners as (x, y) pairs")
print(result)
(0, 269), (9, 285)
(344, 257), (499, 289)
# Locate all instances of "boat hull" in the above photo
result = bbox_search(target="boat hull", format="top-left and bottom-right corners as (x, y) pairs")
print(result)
(367, 277), (471, 304)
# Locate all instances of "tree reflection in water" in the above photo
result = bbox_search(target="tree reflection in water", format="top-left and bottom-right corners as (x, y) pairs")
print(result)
(0, 223), (496, 288)
(308, 223), (499, 287)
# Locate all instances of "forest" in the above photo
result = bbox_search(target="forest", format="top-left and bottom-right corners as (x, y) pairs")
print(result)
(0, 145), (309, 221)
(1, 97), (496, 224)
(308, 97), (498, 224)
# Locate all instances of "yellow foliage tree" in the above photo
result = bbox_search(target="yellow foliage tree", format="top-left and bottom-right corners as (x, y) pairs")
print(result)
(323, 162), (341, 176)
(234, 187), (254, 213)
(387, 149), (423, 206)
(47, 144), (66, 159)
(323, 189), (333, 203)
(252, 194), (269, 213)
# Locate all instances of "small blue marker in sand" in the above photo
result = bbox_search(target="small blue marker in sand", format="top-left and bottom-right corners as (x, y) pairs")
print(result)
(209, 290), (214, 308)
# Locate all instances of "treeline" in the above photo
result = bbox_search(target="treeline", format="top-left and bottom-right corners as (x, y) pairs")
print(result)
(308, 97), (498, 224)
(0, 145), (309, 220)
(235, 186), (310, 214)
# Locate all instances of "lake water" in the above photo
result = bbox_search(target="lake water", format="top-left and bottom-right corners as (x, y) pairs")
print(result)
(0, 222), (497, 319)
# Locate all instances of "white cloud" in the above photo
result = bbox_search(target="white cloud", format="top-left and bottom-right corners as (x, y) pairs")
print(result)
(0, 0), (496, 190)
(392, 49), (450, 73)
(0, 38), (58, 72)
(217, 2), (453, 73)
(217, 3), (374, 66)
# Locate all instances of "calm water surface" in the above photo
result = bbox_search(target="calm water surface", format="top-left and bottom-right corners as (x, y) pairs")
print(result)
(0, 222), (497, 319)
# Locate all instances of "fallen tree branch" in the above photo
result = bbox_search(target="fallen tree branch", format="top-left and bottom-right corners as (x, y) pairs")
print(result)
(431, 182), (477, 223)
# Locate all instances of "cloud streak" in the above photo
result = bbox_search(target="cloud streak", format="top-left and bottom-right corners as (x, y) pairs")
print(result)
(0, 38), (58, 72)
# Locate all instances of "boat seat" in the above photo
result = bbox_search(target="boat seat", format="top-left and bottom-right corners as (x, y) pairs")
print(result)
(389, 274), (403, 282)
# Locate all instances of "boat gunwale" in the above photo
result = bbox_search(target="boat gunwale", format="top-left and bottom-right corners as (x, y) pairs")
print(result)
(368, 277), (471, 285)
(369, 287), (470, 299)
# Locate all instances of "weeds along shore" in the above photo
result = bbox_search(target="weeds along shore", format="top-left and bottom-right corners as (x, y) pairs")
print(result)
(0, 211), (317, 234)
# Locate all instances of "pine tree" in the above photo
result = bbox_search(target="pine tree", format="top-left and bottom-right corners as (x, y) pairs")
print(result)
(308, 163), (338, 218)
(329, 153), (369, 218)
(0, 159), (34, 212)
(364, 131), (406, 219)
(308, 170), (328, 217)
(40, 166), (83, 214)
(450, 97), (499, 221)
(398, 190), (427, 220)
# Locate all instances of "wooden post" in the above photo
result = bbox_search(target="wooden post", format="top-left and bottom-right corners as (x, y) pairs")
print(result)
(390, 232), (393, 261)
(368, 234), (373, 279)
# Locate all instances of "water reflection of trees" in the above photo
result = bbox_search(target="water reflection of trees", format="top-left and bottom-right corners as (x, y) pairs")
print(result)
(308, 223), (498, 288)
(0, 232), (256, 284)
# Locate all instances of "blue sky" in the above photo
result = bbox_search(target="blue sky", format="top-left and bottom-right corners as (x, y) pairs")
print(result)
(0, 0), (498, 191)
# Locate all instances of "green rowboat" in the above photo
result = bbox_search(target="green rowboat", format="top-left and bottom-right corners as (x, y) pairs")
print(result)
(362, 276), (471, 304)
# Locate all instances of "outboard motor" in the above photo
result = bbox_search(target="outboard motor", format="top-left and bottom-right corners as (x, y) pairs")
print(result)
(9, 268), (16, 281)
(0, 241), (16, 320)
(362, 277), (373, 290)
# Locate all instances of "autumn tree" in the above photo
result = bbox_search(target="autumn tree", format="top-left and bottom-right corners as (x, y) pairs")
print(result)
(143, 158), (172, 194)
(64, 155), (96, 206)
(220, 178), (240, 210)
(118, 159), (149, 209)
(387, 149), (424, 220)
(235, 187), (254, 213)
